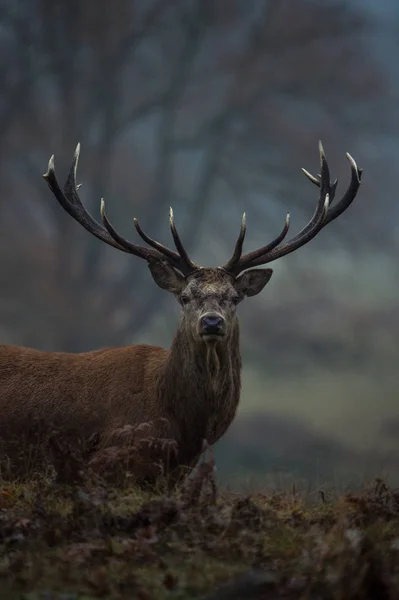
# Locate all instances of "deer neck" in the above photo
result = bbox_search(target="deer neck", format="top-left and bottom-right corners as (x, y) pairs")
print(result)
(170, 319), (241, 389)
(159, 318), (242, 447)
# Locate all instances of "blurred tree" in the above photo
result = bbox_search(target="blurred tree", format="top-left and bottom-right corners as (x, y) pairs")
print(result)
(0, 0), (394, 354)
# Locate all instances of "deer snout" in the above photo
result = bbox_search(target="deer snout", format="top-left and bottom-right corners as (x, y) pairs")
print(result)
(200, 313), (225, 336)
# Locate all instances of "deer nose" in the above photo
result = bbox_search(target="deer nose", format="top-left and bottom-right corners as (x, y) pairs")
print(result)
(200, 313), (224, 335)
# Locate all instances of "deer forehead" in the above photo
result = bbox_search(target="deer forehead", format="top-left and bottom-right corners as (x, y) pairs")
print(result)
(188, 277), (234, 297)
(187, 268), (235, 294)
(201, 283), (221, 295)
(188, 283), (234, 307)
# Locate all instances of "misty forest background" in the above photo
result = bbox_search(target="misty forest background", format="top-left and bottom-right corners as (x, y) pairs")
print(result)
(0, 0), (399, 490)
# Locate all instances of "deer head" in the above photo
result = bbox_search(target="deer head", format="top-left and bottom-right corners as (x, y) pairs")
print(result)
(43, 141), (362, 346)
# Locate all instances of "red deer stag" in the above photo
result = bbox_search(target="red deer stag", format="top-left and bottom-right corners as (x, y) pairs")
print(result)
(0, 142), (362, 484)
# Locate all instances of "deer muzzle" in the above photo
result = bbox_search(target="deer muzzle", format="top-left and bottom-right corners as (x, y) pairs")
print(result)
(199, 313), (225, 340)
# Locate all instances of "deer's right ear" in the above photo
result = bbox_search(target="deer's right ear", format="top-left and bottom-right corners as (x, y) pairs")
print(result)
(148, 261), (185, 293)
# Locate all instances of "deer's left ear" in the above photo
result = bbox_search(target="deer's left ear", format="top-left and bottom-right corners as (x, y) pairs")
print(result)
(235, 268), (273, 297)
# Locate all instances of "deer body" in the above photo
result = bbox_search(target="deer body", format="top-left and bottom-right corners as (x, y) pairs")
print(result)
(0, 141), (362, 483)
(0, 285), (242, 481)
(0, 344), (169, 434)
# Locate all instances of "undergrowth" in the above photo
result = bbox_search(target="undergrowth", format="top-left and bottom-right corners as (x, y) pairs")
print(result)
(0, 443), (398, 599)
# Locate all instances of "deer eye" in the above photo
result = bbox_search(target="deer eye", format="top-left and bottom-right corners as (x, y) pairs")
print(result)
(232, 295), (240, 305)
(180, 295), (190, 305)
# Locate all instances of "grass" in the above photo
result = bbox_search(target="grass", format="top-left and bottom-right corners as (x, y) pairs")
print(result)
(0, 448), (399, 600)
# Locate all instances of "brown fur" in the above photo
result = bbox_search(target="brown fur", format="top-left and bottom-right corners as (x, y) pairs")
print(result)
(0, 268), (250, 485)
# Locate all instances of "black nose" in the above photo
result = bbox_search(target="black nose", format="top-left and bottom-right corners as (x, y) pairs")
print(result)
(200, 314), (224, 334)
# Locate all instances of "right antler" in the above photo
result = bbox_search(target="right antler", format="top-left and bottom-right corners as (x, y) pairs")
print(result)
(222, 141), (363, 277)
(43, 144), (200, 276)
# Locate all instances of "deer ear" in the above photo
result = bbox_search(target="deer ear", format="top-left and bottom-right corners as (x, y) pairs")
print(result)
(235, 268), (273, 297)
(148, 261), (185, 293)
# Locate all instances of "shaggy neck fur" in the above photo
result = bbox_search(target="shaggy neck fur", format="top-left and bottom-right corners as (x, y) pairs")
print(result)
(159, 316), (242, 455)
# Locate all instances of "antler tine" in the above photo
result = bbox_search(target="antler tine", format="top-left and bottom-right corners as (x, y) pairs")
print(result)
(301, 143), (339, 207)
(223, 213), (247, 271)
(300, 140), (336, 205)
(97, 200), (153, 260)
(323, 153), (361, 225)
(133, 217), (179, 262)
(223, 212), (290, 274)
(169, 207), (198, 273)
(318, 140), (330, 200)
(64, 143), (80, 207)
(223, 142), (362, 274)
(302, 168), (339, 192)
(132, 212), (199, 275)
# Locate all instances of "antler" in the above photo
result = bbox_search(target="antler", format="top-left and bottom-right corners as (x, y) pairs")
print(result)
(43, 144), (199, 276)
(223, 141), (362, 276)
